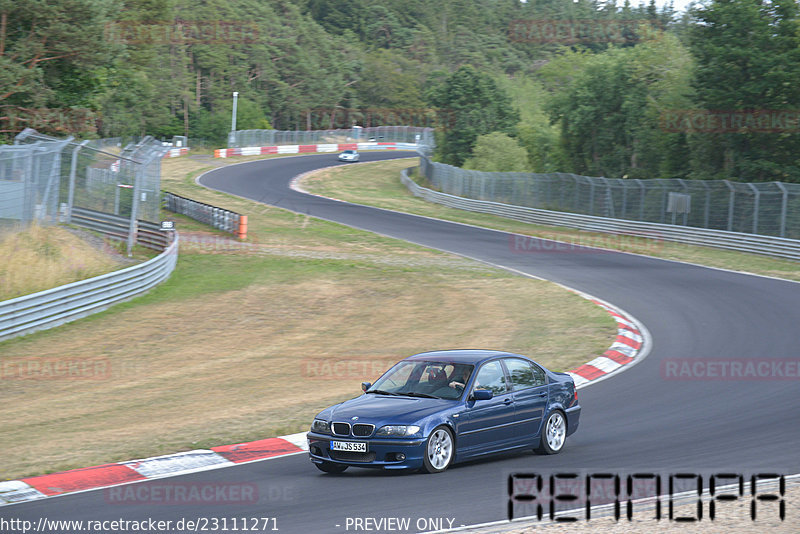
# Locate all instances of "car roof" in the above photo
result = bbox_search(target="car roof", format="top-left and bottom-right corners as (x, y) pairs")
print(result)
(405, 349), (530, 365)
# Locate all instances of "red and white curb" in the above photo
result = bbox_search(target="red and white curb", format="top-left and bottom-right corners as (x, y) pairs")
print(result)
(214, 142), (419, 158)
(566, 291), (648, 389)
(0, 434), (308, 506)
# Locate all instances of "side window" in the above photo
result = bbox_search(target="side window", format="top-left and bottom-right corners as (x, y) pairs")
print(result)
(531, 362), (546, 387)
(473, 361), (508, 394)
(505, 358), (546, 390)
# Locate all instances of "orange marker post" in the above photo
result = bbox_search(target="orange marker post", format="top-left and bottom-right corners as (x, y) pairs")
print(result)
(237, 215), (248, 240)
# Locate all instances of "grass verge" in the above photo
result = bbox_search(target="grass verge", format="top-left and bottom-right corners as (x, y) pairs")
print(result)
(0, 224), (138, 301)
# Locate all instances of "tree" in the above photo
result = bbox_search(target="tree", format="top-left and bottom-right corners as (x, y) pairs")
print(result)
(0, 0), (114, 106)
(427, 65), (519, 166)
(688, 0), (800, 181)
(355, 50), (425, 109)
(463, 132), (529, 172)
(544, 31), (693, 178)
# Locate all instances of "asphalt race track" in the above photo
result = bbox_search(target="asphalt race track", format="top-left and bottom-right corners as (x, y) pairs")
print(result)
(5, 152), (799, 533)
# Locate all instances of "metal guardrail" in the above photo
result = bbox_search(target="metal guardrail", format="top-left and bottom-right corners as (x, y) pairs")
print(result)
(0, 234), (179, 342)
(401, 168), (800, 262)
(163, 191), (241, 234)
(228, 127), (434, 148)
(71, 207), (169, 251)
(418, 154), (800, 240)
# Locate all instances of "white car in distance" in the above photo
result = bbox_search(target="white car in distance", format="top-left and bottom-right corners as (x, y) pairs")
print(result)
(338, 150), (359, 162)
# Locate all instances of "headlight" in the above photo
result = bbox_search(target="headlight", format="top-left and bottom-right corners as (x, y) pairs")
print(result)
(310, 419), (330, 434)
(376, 425), (421, 437)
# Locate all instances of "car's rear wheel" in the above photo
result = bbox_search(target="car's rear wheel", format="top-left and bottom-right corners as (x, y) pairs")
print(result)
(535, 410), (566, 454)
(315, 461), (348, 474)
(422, 426), (454, 473)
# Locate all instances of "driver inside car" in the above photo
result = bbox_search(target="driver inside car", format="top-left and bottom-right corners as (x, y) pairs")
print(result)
(448, 365), (472, 390)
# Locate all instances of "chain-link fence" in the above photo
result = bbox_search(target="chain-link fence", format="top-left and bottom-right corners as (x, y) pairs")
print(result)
(0, 137), (72, 226)
(228, 126), (434, 150)
(419, 157), (800, 239)
(2, 128), (168, 252)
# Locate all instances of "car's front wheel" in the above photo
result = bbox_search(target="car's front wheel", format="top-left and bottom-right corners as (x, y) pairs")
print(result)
(535, 410), (566, 454)
(315, 461), (348, 474)
(422, 426), (454, 473)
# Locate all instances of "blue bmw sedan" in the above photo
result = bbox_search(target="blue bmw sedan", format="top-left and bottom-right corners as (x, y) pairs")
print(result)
(307, 350), (581, 474)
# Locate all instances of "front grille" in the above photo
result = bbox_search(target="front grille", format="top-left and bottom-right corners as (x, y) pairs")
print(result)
(332, 422), (351, 436)
(352, 423), (374, 437)
(330, 451), (376, 463)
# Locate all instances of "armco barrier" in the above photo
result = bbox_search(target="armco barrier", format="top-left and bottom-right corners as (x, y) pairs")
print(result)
(163, 191), (245, 237)
(0, 234), (179, 342)
(214, 142), (418, 158)
(71, 207), (170, 251)
(401, 169), (800, 262)
(163, 147), (189, 158)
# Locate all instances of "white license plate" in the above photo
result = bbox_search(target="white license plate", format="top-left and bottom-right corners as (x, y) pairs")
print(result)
(331, 441), (367, 452)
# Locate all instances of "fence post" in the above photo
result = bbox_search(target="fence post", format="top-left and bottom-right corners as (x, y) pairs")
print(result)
(747, 183), (760, 235)
(701, 181), (710, 229)
(40, 137), (72, 223)
(66, 140), (89, 224)
(724, 180), (735, 232)
(127, 164), (143, 256)
(635, 179), (645, 221)
(676, 179), (689, 226)
(776, 182), (788, 238)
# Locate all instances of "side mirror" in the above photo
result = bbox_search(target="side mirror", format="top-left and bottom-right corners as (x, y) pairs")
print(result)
(361, 382), (372, 392)
(471, 389), (493, 401)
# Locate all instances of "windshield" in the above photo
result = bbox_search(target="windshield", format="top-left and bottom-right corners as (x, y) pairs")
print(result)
(342, 150), (355, 154)
(368, 361), (473, 400)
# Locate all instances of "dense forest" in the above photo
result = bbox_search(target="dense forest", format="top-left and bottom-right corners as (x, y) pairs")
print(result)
(2, 0), (800, 182)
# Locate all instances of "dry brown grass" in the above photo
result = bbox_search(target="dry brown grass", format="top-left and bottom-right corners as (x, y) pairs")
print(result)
(0, 224), (124, 301)
(0, 269), (612, 479)
(0, 154), (615, 480)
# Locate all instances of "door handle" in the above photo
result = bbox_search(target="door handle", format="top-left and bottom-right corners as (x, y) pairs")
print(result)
(503, 398), (513, 405)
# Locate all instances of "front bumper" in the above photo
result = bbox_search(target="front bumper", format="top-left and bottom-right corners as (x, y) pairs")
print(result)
(307, 431), (425, 470)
